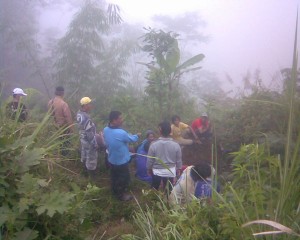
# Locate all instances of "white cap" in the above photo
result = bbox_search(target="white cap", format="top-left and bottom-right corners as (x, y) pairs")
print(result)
(202, 112), (208, 117)
(13, 88), (27, 96)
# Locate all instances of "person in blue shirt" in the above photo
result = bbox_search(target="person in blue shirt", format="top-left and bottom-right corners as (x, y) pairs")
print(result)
(194, 162), (220, 199)
(135, 130), (155, 184)
(103, 111), (140, 201)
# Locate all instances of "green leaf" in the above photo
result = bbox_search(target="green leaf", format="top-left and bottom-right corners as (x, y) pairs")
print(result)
(136, 62), (159, 71)
(10, 136), (35, 150)
(0, 178), (9, 188)
(165, 40), (180, 74)
(36, 190), (75, 217)
(0, 205), (11, 226)
(37, 179), (48, 187)
(17, 173), (39, 194)
(0, 136), (12, 148)
(16, 148), (45, 172)
(18, 198), (31, 213)
(176, 53), (205, 72)
(13, 227), (38, 240)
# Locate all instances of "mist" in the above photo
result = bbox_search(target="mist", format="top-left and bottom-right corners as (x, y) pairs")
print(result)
(1, 0), (299, 100)
(112, 0), (299, 90)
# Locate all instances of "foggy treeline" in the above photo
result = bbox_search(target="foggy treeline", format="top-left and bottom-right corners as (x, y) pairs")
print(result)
(0, 1), (220, 101)
(0, 0), (296, 122)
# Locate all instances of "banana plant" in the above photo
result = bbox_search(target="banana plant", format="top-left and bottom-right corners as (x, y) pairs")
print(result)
(139, 28), (205, 118)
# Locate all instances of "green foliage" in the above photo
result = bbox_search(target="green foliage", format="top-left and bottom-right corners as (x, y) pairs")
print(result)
(54, 0), (135, 114)
(140, 28), (204, 119)
(124, 139), (300, 239)
(215, 89), (289, 152)
(123, 195), (253, 240)
(0, 101), (104, 239)
(230, 144), (280, 220)
(36, 190), (75, 217)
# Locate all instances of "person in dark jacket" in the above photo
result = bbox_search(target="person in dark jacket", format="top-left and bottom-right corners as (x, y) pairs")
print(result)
(6, 88), (28, 122)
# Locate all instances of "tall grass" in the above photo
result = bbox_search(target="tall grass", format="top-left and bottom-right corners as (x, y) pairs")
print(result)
(275, 11), (299, 223)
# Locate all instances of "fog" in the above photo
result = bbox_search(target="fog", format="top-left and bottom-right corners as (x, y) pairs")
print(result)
(2, 0), (299, 99)
(111, 0), (299, 89)
(38, 0), (299, 92)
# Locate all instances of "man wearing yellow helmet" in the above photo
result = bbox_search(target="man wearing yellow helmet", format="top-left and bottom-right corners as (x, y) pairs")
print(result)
(77, 97), (98, 179)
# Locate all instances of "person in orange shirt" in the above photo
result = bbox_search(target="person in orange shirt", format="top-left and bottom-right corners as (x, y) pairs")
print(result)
(171, 115), (199, 146)
(48, 86), (73, 133)
(48, 86), (73, 156)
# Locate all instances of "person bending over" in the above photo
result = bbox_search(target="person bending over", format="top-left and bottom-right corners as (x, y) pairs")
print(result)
(169, 164), (204, 205)
(171, 115), (199, 146)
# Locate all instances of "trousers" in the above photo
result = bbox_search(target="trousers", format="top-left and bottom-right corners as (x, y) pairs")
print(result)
(110, 162), (130, 199)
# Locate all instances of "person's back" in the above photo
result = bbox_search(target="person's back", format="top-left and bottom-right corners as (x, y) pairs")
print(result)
(147, 121), (182, 192)
(195, 179), (213, 198)
(77, 109), (97, 145)
(148, 138), (181, 170)
(194, 163), (220, 199)
(169, 166), (196, 204)
(48, 86), (73, 132)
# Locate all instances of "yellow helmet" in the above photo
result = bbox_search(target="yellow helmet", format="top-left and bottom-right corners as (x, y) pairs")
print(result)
(80, 97), (92, 105)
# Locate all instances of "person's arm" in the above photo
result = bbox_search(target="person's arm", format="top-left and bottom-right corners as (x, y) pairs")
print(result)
(21, 103), (28, 120)
(201, 125), (209, 133)
(188, 126), (199, 140)
(146, 145), (155, 176)
(175, 145), (182, 175)
(124, 132), (140, 143)
(170, 125), (174, 137)
(47, 100), (52, 111)
(97, 131), (105, 147)
(63, 103), (74, 133)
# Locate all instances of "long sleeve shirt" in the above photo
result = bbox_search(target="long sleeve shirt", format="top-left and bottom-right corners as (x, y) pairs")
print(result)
(147, 137), (182, 171)
(77, 110), (97, 147)
(103, 126), (139, 165)
(48, 96), (73, 129)
(169, 166), (196, 204)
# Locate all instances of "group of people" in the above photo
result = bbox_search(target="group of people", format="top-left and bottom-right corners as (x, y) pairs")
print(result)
(6, 86), (217, 203)
(135, 120), (217, 204)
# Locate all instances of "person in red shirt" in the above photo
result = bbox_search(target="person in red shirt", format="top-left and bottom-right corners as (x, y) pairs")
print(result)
(191, 113), (212, 141)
